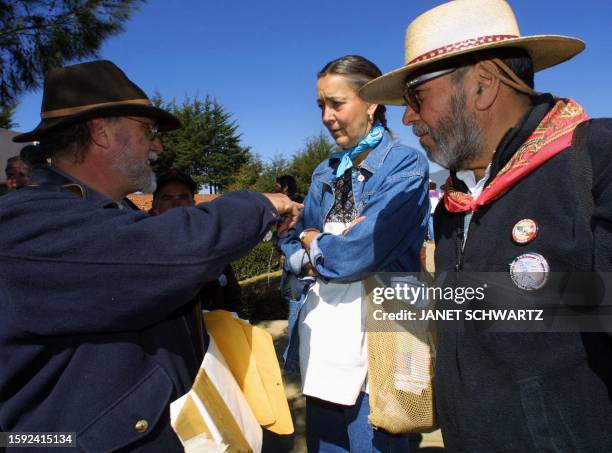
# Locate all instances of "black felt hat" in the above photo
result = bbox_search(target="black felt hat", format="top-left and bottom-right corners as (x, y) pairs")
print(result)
(13, 60), (180, 142)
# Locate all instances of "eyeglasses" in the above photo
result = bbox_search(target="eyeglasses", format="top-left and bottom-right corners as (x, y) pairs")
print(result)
(125, 117), (161, 140)
(402, 68), (457, 113)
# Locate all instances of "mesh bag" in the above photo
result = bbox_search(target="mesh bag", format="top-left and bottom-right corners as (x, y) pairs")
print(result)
(365, 278), (438, 434)
(367, 331), (437, 433)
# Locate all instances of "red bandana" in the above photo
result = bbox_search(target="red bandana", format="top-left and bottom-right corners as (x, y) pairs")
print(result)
(443, 99), (589, 213)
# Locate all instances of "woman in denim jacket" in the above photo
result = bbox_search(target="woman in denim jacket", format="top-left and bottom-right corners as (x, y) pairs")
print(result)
(277, 55), (430, 452)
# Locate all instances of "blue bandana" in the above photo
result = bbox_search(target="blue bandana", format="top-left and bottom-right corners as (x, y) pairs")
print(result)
(329, 123), (385, 179)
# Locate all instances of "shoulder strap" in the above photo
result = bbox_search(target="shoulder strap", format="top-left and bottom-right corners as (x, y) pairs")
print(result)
(571, 120), (593, 223)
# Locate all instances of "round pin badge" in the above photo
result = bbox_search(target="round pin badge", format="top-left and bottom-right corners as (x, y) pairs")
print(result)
(509, 253), (549, 291)
(512, 218), (538, 245)
(357, 174), (365, 182)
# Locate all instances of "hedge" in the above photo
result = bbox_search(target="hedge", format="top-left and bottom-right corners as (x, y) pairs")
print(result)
(232, 241), (282, 281)
(238, 271), (287, 321)
(227, 242), (287, 320)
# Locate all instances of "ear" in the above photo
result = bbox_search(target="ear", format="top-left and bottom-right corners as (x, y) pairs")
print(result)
(473, 62), (501, 111)
(88, 118), (112, 149)
(366, 103), (378, 120)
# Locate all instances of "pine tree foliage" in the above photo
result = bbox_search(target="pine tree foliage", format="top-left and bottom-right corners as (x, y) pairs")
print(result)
(0, 103), (16, 129)
(0, 0), (143, 108)
(152, 91), (332, 196)
(155, 95), (250, 194)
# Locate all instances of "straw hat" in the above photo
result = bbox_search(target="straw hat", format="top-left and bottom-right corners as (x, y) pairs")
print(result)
(360, 0), (585, 105)
(13, 60), (180, 142)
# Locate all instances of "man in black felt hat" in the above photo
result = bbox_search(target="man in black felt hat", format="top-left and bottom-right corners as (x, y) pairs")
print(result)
(0, 60), (301, 451)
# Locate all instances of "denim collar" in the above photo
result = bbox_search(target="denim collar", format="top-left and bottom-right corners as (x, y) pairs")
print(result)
(358, 130), (394, 174)
(321, 130), (394, 183)
(29, 166), (122, 209)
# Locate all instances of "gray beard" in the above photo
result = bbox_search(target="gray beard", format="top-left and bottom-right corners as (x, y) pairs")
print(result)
(137, 169), (157, 194)
(111, 136), (157, 194)
(414, 88), (484, 172)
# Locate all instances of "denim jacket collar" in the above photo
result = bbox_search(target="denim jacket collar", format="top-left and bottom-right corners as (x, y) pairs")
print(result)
(358, 130), (394, 175)
(29, 166), (122, 209)
(316, 130), (395, 185)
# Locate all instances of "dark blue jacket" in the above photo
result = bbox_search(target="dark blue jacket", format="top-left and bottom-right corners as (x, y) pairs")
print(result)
(0, 167), (279, 452)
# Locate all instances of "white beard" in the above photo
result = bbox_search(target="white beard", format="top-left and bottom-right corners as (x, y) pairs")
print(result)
(111, 137), (158, 194)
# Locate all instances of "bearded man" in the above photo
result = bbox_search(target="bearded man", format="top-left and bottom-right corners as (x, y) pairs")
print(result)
(361, 0), (612, 451)
(0, 60), (301, 451)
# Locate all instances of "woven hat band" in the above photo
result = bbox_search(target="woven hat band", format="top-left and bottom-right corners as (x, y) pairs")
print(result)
(41, 99), (152, 119)
(408, 34), (519, 66)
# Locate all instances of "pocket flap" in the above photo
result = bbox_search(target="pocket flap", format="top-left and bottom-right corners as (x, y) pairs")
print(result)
(77, 366), (174, 452)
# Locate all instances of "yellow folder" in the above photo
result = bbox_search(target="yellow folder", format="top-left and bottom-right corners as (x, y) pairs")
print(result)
(203, 310), (294, 435)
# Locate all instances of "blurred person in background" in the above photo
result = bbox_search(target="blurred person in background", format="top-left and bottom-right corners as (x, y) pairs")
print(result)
(4, 155), (31, 190)
(275, 174), (303, 203)
(152, 169), (242, 314)
(19, 143), (47, 171)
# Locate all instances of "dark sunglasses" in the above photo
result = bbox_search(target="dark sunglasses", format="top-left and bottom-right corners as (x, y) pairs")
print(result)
(402, 68), (457, 113)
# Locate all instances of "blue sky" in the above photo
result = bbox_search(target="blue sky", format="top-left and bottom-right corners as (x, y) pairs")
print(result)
(13, 0), (612, 170)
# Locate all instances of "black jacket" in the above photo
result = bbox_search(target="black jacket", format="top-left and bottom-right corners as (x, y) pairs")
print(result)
(433, 96), (612, 452)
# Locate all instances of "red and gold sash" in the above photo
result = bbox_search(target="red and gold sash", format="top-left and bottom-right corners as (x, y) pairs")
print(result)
(443, 99), (589, 213)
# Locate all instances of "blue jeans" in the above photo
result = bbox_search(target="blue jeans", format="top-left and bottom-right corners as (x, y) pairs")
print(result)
(305, 392), (412, 453)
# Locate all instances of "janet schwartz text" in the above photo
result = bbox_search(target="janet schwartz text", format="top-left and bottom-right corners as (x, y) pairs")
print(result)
(371, 308), (545, 321)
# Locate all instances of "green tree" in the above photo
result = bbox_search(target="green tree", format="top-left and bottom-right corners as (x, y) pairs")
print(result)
(228, 154), (264, 191)
(229, 133), (332, 196)
(255, 156), (291, 193)
(156, 95), (251, 193)
(0, 103), (16, 129)
(288, 132), (333, 195)
(228, 154), (291, 193)
(0, 0), (143, 124)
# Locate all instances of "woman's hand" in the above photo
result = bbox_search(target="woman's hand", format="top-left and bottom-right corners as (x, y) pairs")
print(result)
(303, 263), (318, 276)
(300, 228), (320, 251)
(342, 216), (365, 235)
(299, 228), (320, 276)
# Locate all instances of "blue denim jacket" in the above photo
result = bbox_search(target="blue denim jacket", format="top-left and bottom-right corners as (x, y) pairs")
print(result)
(277, 130), (430, 372)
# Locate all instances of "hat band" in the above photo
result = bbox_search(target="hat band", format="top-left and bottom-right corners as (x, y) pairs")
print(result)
(408, 34), (519, 65)
(41, 99), (153, 119)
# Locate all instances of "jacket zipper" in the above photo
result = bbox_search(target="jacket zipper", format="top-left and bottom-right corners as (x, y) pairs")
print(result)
(455, 213), (473, 272)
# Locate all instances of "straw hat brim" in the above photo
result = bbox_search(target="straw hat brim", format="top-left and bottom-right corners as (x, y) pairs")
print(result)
(360, 35), (585, 106)
(13, 103), (180, 143)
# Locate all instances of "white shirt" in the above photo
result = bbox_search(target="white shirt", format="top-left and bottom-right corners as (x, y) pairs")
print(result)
(455, 164), (491, 248)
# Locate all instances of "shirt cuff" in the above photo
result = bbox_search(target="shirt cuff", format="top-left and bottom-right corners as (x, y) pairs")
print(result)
(309, 232), (328, 266)
(287, 248), (308, 274)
